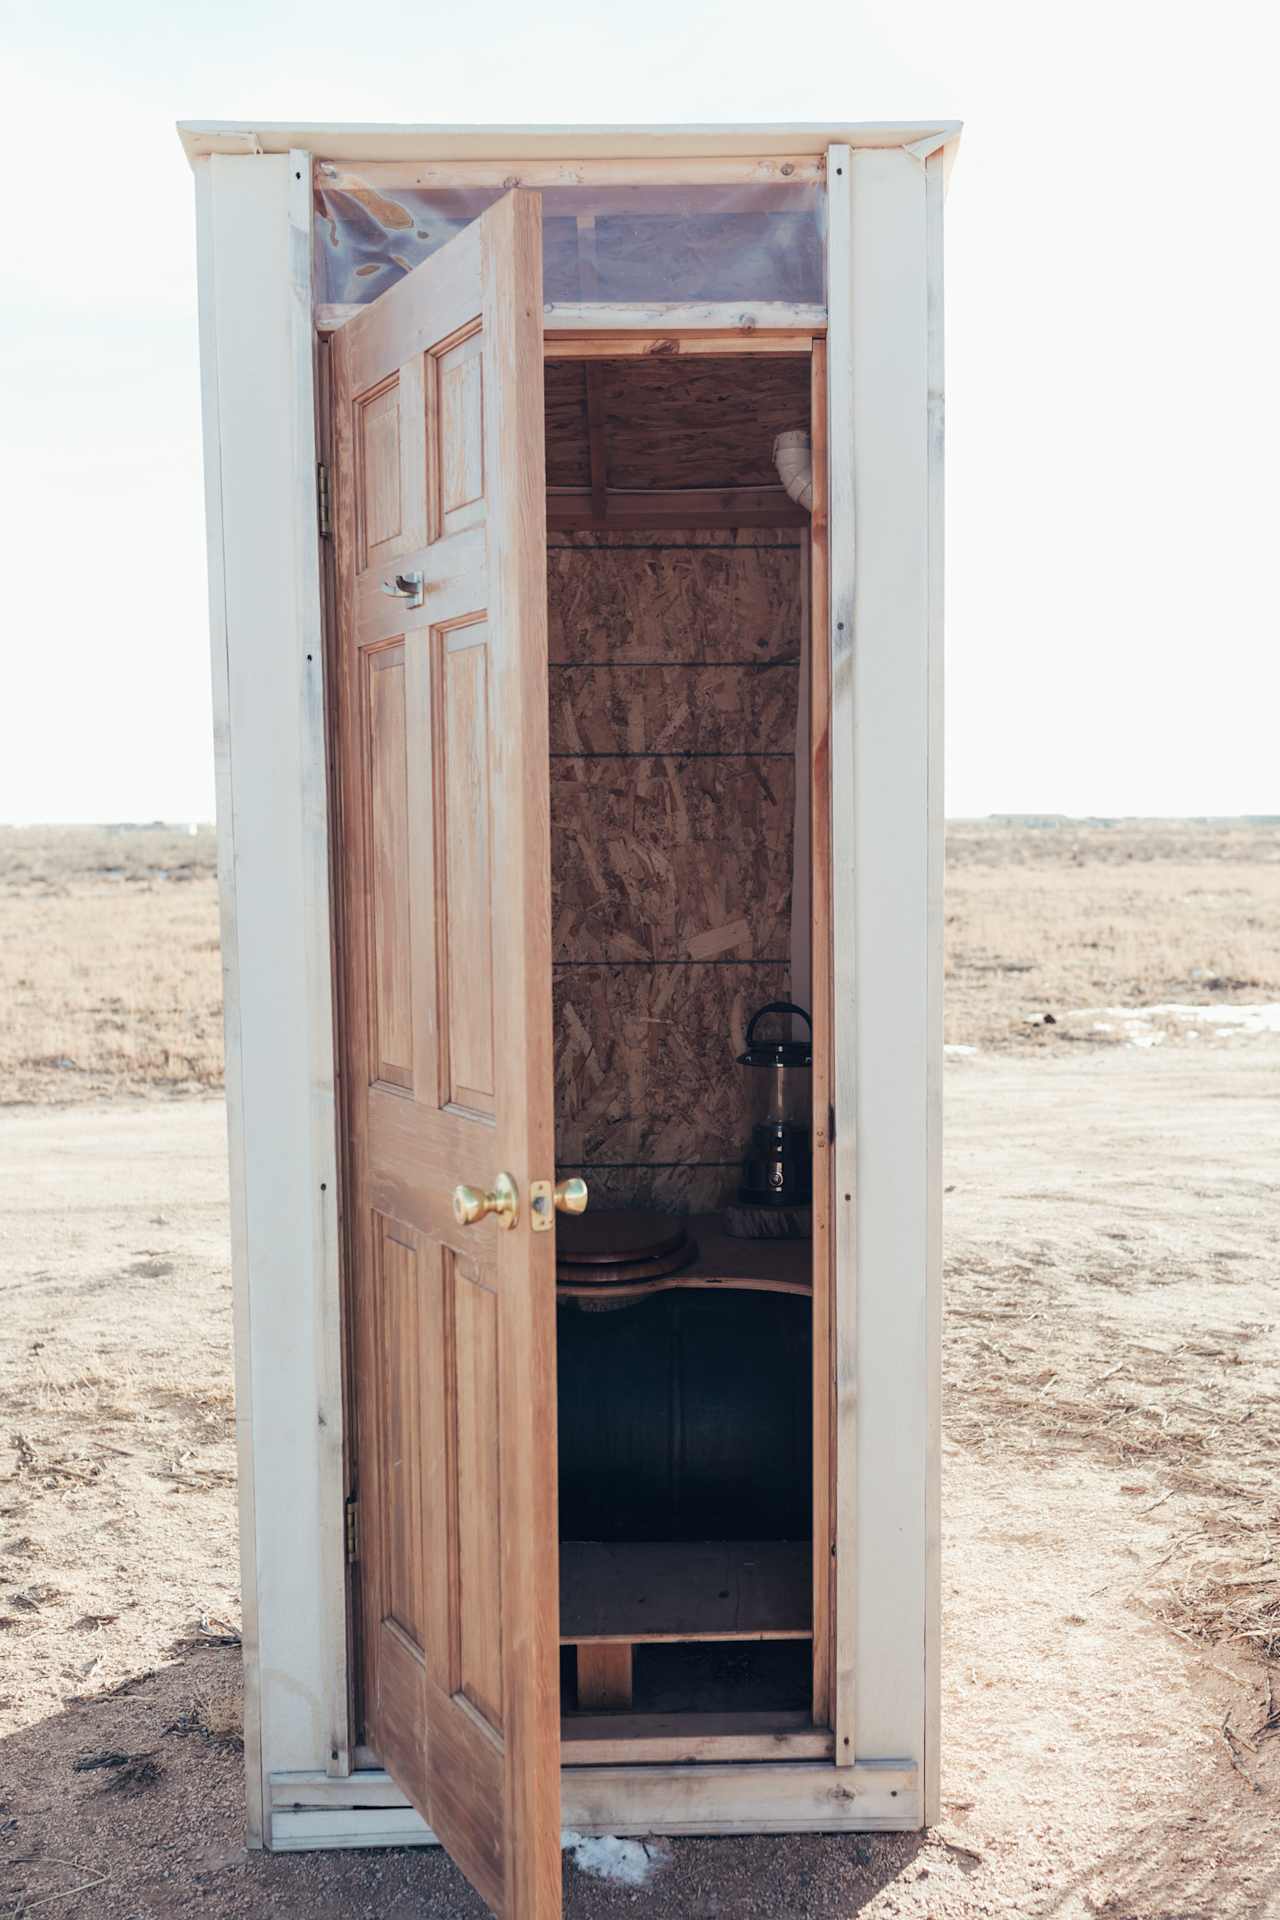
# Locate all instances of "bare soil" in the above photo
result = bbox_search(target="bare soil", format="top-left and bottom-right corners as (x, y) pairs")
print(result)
(3, 1046), (1279, 1917)
(2, 820), (1279, 1916)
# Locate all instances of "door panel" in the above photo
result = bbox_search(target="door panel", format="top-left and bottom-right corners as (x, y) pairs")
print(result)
(332, 191), (560, 1920)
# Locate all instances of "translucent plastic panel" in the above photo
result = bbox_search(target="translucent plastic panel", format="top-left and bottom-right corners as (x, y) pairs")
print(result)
(314, 179), (825, 307)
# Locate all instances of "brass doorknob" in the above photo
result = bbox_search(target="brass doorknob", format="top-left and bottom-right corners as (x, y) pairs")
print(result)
(553, 1176), (589, 1216)
(452, 1171), (518, 1230)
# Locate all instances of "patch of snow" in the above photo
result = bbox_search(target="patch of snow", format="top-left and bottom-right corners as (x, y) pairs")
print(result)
(944, 1043), (978, 1057)
(1065, 1003), (1280, 1047)
(562, 1832), (669, 1887)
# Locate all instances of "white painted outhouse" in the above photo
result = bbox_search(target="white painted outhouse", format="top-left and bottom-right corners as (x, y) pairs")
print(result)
(183, 119), (955, 1918)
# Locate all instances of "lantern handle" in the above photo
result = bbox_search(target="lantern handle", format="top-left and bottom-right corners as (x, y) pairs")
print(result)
(744, 1000), (812, 1047)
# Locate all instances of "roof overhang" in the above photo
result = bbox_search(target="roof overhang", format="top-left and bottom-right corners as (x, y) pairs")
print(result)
(177, 119), (962, 169)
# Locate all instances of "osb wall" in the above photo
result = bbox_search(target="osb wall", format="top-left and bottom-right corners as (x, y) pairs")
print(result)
(549, 529), (803, 1215)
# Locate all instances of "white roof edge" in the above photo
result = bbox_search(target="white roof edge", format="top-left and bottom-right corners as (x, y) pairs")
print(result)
(176, 119), (963, 167)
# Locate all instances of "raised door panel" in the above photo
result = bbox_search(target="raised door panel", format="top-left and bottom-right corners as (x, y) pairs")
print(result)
(357, 378), (404, 565)
(439, 620), (496, 1115)
(432, 328), (487, 538)
(365, 644), (413, 1090)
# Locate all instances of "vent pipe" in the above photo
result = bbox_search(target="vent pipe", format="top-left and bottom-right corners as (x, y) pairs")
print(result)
(773, 430), (813, 513)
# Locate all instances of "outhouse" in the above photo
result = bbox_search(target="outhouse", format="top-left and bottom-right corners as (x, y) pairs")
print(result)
(182, 118), (955, 1916)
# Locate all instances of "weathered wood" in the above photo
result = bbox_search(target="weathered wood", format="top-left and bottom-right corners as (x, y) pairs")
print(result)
(267, 1755), (922, 1843)
(559, 1712), (832, 1765)
(332, 190), (561, 1919)
(179, 118), (961, 165)
(575, 1644), (634, 1712)
(317, 157), (826, 190)
(560, 1540), (811, 1644)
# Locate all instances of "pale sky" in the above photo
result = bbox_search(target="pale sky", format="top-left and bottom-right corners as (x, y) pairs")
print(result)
(1, 0), (1276, 823)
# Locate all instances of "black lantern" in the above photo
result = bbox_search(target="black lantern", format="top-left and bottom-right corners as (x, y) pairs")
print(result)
(736, 1000), (812, 1208)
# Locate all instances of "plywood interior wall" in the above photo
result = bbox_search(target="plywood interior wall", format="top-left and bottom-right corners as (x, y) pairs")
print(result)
(548, 527), (804, 1213)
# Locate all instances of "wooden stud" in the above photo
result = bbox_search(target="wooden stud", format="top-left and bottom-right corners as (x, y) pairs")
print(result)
(575, 1644), (633, 1712)
(573, 220), (610, 520)
(825, 143), (858, 1771)
(315, 156), (826, 191)
(807, 337), (834, 1733)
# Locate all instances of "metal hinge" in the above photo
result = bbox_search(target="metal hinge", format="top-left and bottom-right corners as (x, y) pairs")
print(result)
(344, 1494), (359, 1564)
(317, 462), (332, 538)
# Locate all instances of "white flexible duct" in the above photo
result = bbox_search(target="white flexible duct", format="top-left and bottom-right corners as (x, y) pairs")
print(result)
(773, 429), (813, 513)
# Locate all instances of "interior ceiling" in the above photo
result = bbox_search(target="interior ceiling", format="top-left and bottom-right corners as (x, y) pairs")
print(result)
(544, 355), (810, 493)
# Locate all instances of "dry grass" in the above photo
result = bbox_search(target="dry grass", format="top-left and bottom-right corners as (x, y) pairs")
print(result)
(946, 818), (1280, 1050)
(947, 1277), (1280, 1665)
(4, 818), (1279, 1107)
(0, 826), (223, 1105)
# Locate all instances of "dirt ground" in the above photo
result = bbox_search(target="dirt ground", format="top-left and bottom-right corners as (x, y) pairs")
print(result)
(3, 1050), (1279, 1917)
(2, 821), (1279, 1916)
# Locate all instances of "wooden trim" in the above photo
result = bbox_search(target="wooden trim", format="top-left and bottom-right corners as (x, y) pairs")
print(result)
(560, 1712), (832, 1766)
(544, 302), (825, 334)
(825, 143), (857, 1768)
(318, 303), (826, 343)
(287, 149), (350, 1784)
(179, 120), (964, 166)
(546, 487), (809, 532)
(267, 1759), (920, 1844)
(193, 152), (265, 1851)
(198, 152), (345, 1805)
(923, 142), (947, 1829)
(808, 340), (834, 1732)
(843, 143), (935, 1784)
(320, 305), (825, 340)
(544, 334), (816, 358)
(316, 156), (826, 190)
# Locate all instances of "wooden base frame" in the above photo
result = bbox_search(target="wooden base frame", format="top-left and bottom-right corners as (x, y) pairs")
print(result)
(268, 1759), (920, 1850)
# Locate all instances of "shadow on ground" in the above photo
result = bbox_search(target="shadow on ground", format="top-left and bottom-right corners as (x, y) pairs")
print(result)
(0, 1648), (929, 1918)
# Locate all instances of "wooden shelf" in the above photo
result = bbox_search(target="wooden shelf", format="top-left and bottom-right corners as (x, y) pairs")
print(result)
(556, 1213), (811, 1305)
(560, 1539), (811, 1646)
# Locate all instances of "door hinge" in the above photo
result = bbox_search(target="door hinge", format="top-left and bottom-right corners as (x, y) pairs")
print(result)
(317, 462), (332, 538)
(344, 1494), (359, 1564)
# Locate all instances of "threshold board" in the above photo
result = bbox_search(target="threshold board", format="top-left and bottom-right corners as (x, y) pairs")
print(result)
(560, 1539), (811, 1645)
(561, 1710), (833, 1766)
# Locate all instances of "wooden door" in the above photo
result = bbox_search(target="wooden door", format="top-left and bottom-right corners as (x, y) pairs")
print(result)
(330, 191), (560, 1919)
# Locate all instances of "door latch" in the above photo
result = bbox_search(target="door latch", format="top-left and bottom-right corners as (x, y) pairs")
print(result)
(381, 571), (424, 610)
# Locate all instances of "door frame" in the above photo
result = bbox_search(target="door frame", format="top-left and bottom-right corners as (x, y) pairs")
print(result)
(329, 319), (838, 1765)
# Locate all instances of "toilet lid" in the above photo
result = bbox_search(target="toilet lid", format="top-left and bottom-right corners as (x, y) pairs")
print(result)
(555, 1208), (689, 1267)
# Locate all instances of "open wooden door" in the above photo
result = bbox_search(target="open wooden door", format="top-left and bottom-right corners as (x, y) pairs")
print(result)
(330, 191), (560, 1919)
